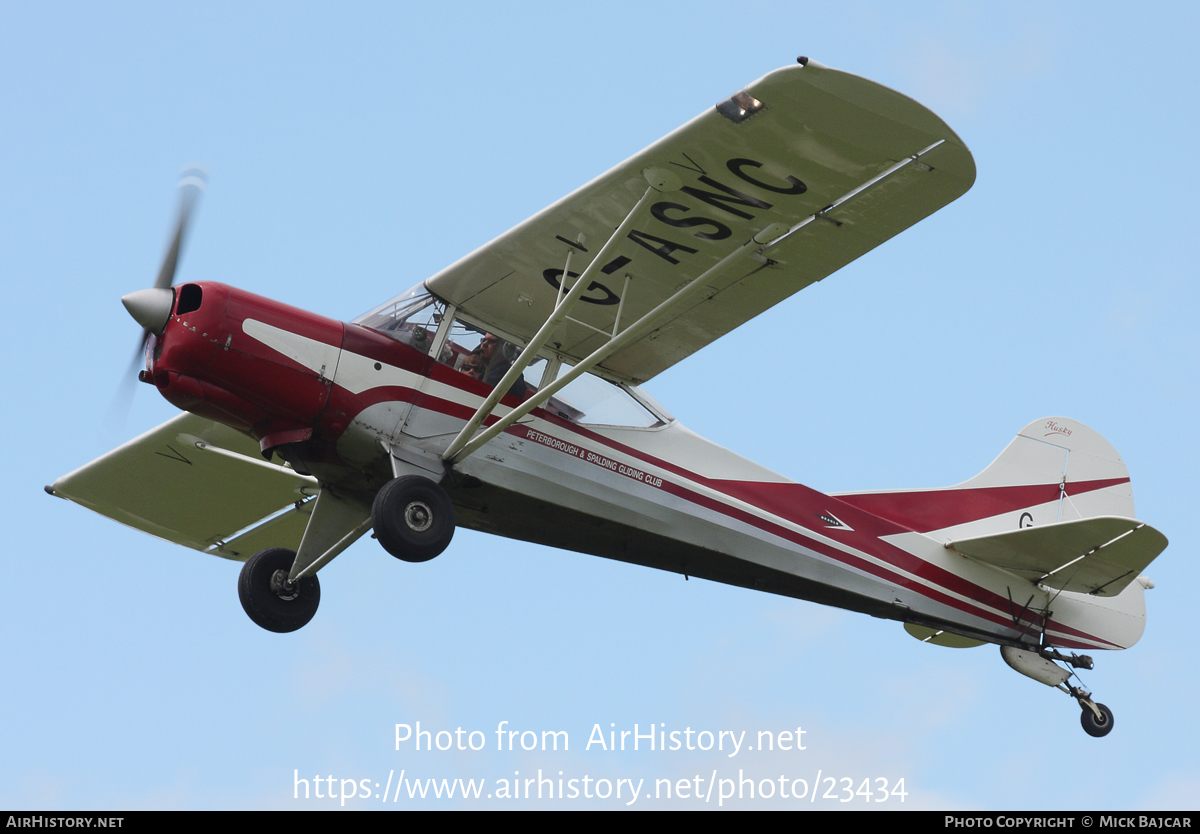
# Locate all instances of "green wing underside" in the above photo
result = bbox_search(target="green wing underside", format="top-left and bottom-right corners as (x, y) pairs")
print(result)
(423, 61), (976, 383)
(50, 413), (315, 560)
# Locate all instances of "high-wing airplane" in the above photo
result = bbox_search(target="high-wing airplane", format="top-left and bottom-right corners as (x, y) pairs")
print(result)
(48, 58), (1167, 737)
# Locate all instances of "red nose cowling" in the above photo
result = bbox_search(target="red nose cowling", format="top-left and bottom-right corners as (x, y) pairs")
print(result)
(147, 281), (344, 455)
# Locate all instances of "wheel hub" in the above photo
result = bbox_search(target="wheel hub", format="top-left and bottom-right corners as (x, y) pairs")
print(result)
(270, 568), (300, 601)
(403, 500), (433, 532)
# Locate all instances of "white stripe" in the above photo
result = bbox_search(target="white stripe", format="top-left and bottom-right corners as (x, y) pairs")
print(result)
(242, 319), (341, 380)
(326, 347), (1055, 640)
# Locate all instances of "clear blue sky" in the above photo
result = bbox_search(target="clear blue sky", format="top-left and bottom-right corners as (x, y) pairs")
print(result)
(3, 1), (1198, 810)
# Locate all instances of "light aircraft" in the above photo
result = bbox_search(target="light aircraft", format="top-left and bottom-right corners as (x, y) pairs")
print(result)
(49, 58), (1167, 737)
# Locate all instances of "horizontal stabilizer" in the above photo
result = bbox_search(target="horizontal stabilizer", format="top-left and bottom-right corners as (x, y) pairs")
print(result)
(903, 623), (986, 648)
(947, 516), (1167, 597)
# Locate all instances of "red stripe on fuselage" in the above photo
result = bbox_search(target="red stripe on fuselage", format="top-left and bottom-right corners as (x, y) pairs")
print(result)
(156, 293), (1125, 650)
(364, 375), (1120, 648)
(231, 321), (1119, 650)
(833, 480), (1131, 533)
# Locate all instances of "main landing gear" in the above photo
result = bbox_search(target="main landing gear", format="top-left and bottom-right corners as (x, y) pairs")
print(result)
(1000, 645), (1114, 737)
(237, 476), (454, 633)
(238, 547), (321, 633)
(372, 475), (455, 563)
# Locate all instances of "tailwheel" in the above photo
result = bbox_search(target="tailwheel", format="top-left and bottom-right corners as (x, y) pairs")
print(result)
(1002, 646), (1116, 738)
(1080, 701), (1114, 738)
(1068, 681), (1114, 738)
(238, 547), (320, 633)
(373, 475), (455, 562)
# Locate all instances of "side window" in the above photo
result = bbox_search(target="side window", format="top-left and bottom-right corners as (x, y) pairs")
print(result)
(403, 306), (663, 428)
(547, 366), (663, 428)
(438, 317), (545, 399)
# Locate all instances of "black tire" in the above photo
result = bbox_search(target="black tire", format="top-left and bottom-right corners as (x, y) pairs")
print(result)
(1080, 702), (1114, 737)
(373, 475), (455, 562)
(238, 547), (320, 633)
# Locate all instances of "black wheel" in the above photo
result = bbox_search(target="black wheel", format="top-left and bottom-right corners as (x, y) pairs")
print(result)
(238, 547), (320, 633)
(1080, 702), (1114, 737)
(373, 475), (455, 562)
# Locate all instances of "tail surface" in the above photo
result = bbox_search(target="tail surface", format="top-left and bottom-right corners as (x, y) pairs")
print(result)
(836, 417), (1134, 541)
(844, 418), (1165, 650)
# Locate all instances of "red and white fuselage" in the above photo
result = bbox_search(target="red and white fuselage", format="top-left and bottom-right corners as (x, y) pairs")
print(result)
(142, 279), (1148, 654)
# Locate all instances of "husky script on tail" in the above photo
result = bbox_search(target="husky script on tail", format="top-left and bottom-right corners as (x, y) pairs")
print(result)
(49, 58), (1166, 737)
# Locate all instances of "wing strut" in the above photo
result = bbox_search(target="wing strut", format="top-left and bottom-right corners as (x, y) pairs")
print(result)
(180, 434), (319, 485)
(445, 228), (781, 464)
(441, 170), (674, 463)
(443, 145), (946, 464)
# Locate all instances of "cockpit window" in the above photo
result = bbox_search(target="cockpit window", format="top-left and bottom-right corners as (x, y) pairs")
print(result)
(355, 284), (447, 355)
(436, 315), (661, 427)
(357, 284), (666, 429)
(436, 316), (543, 399)
(549, 366), (664, 428)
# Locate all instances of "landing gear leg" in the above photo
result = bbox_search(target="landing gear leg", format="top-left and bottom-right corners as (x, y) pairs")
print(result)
(373, 475), (455, 562)
(238, 547), (321, 633)
(1047, 651), (1115, 738)
(1001, 645), (1115, 737)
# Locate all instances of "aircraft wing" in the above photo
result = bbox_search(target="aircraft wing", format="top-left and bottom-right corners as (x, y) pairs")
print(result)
(946, 517), (1168, 597)
(418, 59), (975, 383)
(48, 413), (317, 560)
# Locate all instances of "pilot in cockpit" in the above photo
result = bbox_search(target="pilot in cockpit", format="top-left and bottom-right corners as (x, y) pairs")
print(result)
(478, 333), (527, 398)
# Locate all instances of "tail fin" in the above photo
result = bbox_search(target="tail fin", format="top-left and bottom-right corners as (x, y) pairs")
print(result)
(836, 417), (1134, 541)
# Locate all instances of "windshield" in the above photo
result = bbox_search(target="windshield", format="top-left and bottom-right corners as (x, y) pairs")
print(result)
(355, 284), (447, 355)
(357, 284), (665, 429)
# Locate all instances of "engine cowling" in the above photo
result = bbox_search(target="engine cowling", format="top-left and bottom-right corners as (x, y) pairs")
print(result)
(145, 281), (345, 453)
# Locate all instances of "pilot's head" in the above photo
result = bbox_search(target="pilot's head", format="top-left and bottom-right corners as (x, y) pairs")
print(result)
(479, 333), (501, 361)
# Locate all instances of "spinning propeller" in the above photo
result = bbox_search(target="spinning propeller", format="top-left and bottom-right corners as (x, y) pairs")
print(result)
(107, 167), (207, 425)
